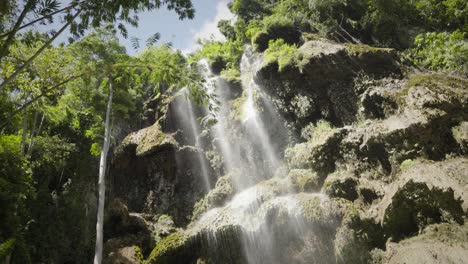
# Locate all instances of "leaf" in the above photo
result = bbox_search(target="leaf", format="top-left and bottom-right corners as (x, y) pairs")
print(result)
(118, 23), (128, 39)
(131, 37), (140, 50)
(37, 0), (60, 16)
(146, 32), (161, 47)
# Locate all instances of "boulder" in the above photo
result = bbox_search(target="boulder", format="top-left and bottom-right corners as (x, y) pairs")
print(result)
(375, 159), (467, 241)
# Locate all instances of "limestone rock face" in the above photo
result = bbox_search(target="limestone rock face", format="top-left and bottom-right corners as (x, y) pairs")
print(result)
(257, 40), (401, 131)
(381, 223), (468, 264)
(110, 124), (216, 226)
(110, 38), (468, 263)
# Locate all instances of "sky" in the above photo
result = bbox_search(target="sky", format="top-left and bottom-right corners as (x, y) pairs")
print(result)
(37, 0), (234, 55)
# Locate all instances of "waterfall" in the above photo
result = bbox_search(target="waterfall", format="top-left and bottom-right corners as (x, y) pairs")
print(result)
(174, 48), (310, 264)
(198, 49), (289, 190)
(171, 86), (213, 191)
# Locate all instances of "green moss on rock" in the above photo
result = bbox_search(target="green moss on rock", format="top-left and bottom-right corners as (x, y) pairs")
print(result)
(116, 123), (177, 157)
(146, 231), (188, 264)
(191, 175), (235, 221)
(287, 169), (320, 192)
(344, 43), (394, 56)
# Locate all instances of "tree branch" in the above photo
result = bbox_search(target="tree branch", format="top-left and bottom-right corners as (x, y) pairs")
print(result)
(0, 0), (35, 60)
(0, 5), (74, 39)
(0, 10), (81, 90)
(0, 74), (83, 129)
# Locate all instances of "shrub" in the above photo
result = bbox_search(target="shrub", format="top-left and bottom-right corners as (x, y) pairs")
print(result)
(408, 30), (467, 73)
(252, 15), (301, 52)
(190, 40), (243, 75)
(263, 39), (300, 71)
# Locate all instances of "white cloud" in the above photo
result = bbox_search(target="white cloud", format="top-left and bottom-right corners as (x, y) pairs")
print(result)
(183, 0), (234, 54)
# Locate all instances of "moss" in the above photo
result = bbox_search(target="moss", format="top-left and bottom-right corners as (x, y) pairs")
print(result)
(397, 73), (468, 105)
(146, 232), (188, 263)
(117, 123), (177, 157)
(252, 31), (270, 52)
(296, 195), (329, 222)
(301, 120), (334, 145)
(136, 124), (176, 156)
(302, 32), (322, 41)
(399, 159), (419, 170)
(406, 74), (467, 90)
(134, 246), (145, 262)
(287, 169), (320, 192)
(285, 143), (313, 169)
(191, 175), (235, 221)
(344, 43), (393, 56)
(251, 16), (301, 52)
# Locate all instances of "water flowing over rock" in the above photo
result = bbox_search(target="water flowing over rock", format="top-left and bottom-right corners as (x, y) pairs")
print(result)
(106, 40), (468, 263)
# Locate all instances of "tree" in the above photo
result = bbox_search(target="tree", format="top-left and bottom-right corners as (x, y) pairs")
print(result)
(0, 0), (195, 89)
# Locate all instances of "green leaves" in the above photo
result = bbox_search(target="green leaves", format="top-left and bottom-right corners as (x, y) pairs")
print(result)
(408, 30), (467, 73)
(147, 32), (161, 47)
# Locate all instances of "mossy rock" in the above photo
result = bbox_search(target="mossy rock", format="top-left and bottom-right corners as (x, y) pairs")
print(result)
(323, 173), (359, 201)
(398, 74), (468, 110)
(287, 169), (320, 192)
(116, 123), (177, 158)
(344, 43), (394, 56)
(146, 231), (192, 264)
(191, 175), (235, 221)
(381, 178), (465, 241)
(252, 31), (270, 52)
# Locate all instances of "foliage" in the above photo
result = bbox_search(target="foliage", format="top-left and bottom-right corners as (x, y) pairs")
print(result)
(0, 135), (33, 261)
(190, 40), (243, 77)
(263, 39), (300, 71)
(408, 30), (467, 73)
(218, 19), (236, 40)
(252, 15), (301, 51)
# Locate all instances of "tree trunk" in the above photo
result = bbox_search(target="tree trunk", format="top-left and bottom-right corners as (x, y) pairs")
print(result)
(93, 79), (113, 264)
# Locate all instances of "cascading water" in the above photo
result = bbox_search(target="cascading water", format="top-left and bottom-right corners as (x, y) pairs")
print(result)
(199, 49), (289, 190)
(170, 86), (213, 191)
(172, 48), (336, 264)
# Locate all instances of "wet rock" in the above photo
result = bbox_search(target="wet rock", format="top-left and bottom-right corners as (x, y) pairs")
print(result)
(147, 180), (349, 264)
(359, 79), (400, 119)
(103, 200), (154, 261)
(191, 174), (235, 221)
(285, 128), (348, 177)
